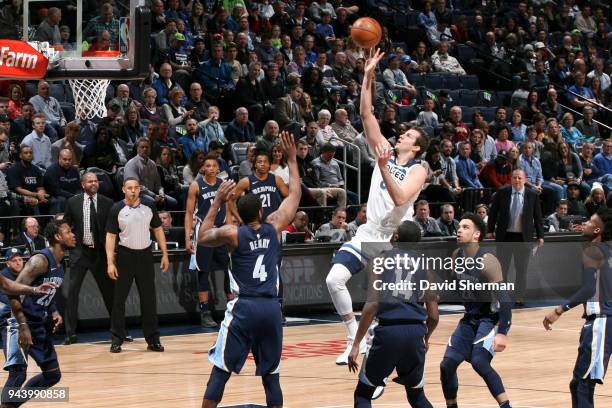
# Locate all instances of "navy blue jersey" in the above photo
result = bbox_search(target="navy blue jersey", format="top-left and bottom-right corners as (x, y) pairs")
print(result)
(21, 249), (64, 323)
(456, 248), (498, 319)
(195, 177), (226, 226)
(0, 267), (17, 325)
(229, 223), (280, 298)
(377, 249), (428, 322)
(247, 173), (282, 220)
(586, 243), (612, 317)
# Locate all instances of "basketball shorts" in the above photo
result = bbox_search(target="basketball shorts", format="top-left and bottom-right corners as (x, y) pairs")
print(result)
(443, 316), (498, 363)
(573, 316), (612, 383)
(359, 322), (427, 388)
(332, 222), (394, 275)
(195, 245), (229, 273)
(208, 297), (282, 376)
(2, 318), (57, 370)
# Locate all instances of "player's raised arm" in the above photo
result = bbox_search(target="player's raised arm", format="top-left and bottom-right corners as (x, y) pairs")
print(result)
(9, 254), (50, 348)
(184, 180), (200, 255)
(198, 180), (239, 249)
(360, 48), (389, 152)
(228, 176), (250, 225)
(267, 131), (302, 233)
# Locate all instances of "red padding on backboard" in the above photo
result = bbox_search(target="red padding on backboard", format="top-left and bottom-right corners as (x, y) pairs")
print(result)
(0, 40), (48, 80)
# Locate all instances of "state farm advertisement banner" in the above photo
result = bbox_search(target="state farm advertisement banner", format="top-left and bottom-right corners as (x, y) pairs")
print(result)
(0, 40), (48, 79)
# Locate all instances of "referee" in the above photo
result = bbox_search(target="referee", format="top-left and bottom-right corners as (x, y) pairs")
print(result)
(105, 177), (170, 353)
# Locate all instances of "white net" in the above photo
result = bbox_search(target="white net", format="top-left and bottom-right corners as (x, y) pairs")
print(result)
(68, 79), (111, 120)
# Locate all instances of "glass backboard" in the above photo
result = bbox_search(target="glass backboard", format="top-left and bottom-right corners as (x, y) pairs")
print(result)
(22, 0), (150, 79)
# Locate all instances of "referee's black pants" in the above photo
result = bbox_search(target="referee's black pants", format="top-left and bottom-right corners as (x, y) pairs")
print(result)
(111, 246), (160, 345)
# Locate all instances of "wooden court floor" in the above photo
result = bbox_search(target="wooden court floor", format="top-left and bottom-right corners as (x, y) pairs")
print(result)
(1, 307), (610, 407)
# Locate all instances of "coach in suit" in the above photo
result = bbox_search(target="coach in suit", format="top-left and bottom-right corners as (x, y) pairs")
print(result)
(488, 169), (544, 305)
(62, 171), (114, 344)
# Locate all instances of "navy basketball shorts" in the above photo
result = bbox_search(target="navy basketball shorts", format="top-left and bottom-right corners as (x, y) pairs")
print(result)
(208, 297), (282, 376)
(196, 245), (230, 273)
(359, 322), (428, 387)
(443, 317), (498, 363)
(573, 316), (612, 383)
(2, 318), (57, 370)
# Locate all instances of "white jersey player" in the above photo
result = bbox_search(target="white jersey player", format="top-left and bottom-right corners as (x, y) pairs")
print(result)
(326, 49), (429, 365)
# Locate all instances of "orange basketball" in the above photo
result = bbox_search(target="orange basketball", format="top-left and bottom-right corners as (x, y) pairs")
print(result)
(350, 17), (382, 49)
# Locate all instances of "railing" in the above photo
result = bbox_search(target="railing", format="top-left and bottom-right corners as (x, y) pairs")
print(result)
(337, 139), (362, 201)
(559, 103), (612, 132)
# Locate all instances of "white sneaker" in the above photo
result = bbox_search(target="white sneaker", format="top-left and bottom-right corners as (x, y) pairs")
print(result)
(359, 338), (368, 354)
(372, 386), (385, 400)
(335, 341), (353, 365)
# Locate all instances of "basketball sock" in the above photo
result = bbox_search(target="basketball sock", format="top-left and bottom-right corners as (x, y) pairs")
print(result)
(1, 367), (27, 405)
(354, 381), (376, 407)
(471, 349), (505, 397)
(199, 302), (209, 312)
(440, 357), (461, 400)
(345, 317), (358, 342)
(405, 387), (433, 408)
(326, 264), (353, 317)
(204, 366), (231, 402)
(499, 401), (512, 408)
(262, 373), (283, 407)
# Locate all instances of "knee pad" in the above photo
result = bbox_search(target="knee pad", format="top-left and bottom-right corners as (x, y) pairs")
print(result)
(406, 387), (433, 408)
(354, 381), (376, 406)
(326, 264), (351, 293)
(198, 269), (210, 292)
(262, 373), (283, 407)
(204, 366), (231, 402)
(439, 357), (460, 400)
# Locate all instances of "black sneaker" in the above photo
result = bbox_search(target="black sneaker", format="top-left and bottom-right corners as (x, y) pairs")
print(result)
(110, 343), (122, 353)
(64, 334), (78, 345)
(147, 343), (164, 352)
(124, 335), (134, 342)
(200, 310), (218, 328)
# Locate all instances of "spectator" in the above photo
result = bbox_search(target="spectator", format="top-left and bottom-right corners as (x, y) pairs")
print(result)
(154, 17), (177, 53)
(547, 200), (570, 232)
(585, 182), (606, 217)
(587, 59), (610, 92)
(6, 145), (48, 215)
(0, 0), (22, 40)
(567, 72), (596, 110)
(540, 88), (563, 121)
(283, 211), (313, 242)
(11, 217), (46, 254)
(574, 5), (596, 36)
(51, 121), (84, 166)
(120, 105), (147, 147)
(593, 139), (612, 190)
(124, 137), (178, 210)
(414, 200), (443, 237)
(162, 87), (191, 132)
(331, 109), (358, 144)
(519, 141), (545, 195)
(108, 84), (141, 119)
(315, 207), (351, 243)
(207, 140), (230, 176)
(196, 43), (234, 104)
(7, 84), (23, 121)
(439, 139), (462, 195)
(475, 203), (489, 226)
(578, 142), (601, 187)
(164, 33), (192, 90)
(156, 146), (184, 208)
(275, 85), (305, 135)
(447, 106), (470, 143)
(178, 118), (207, 162)
(225, 107), (256, 147)
(437, 203), (459, 236)
(139, 88), (163, 124)
(510, 109), (527, 143)
(560, 112), (591, 145)
(81, 127), (119, 173)
(566, 181), (588, 217)
(416, 98), (439, 129)
(233, 62), (265, 130)
(199, 106), (226, 151)
(494, 127), (515, 153)
(489, 107), (511, 140)
(262, 62), (286, 105)
(152, 63), (181, 106)
(311, 143), (355, 204)
(238, 143), (256, 178)
(256, 120), (280, 153)
(455, 141), (483, 188)
(299, 92), (317, 128)
(29, 80), (66, 138)
(185, 82), (211, 122)
(383, 54), (417, 98)
(418, 1), (437, 34)
(347, 203), (367, 238)
(83, 3), (120, 49)
(480, 150), (512, 190)
(315, 109), (342, 147)
(575, 106), (600, 141)
(182, 150), (205, 186)
(269, 143), (289, 185)
(43, 149), (80, 214)
(379, 105), (400, 141)
(21, 113), (52, 170)
(309, 0), (336, 22)
(431, 41), (466, 75)
(33, 7), (62, 46)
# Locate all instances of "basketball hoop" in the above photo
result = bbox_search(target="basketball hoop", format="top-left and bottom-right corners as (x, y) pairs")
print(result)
(68, 79), (111, 120)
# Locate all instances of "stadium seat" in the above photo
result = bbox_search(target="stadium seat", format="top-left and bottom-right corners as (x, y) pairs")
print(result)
(25, 82), (37, 98)
(49, 83), (65, 102)
(461, 106), (476, 123)
(448, 90), (462, 104)
(424, 75), (445, 90)
(460, 90), (480, 106)
(408, 74), (425, 87)
(231, 142), (250, 165)
(422, 126), (435, 138)
(479, 107), (497, 122)
(230, 165), (240, 182)
(444, 75), (462, 90)
(457, 44), (477, 64)
(460, 75), (479, 89)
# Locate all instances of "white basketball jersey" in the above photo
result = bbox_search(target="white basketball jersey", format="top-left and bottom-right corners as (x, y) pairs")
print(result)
(367, 159), (422, 232)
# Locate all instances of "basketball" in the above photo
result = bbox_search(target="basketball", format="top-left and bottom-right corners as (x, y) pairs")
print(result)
(350, 17), (382, 49)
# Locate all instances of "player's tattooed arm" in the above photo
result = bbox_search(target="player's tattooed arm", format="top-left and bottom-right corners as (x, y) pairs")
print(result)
(184, 180), (201, 255)
(199, 180), (239, 249)
(0, 254), (54, 296)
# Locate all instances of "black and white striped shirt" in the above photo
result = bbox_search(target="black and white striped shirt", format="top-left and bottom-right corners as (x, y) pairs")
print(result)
(106, 200), (161, 250)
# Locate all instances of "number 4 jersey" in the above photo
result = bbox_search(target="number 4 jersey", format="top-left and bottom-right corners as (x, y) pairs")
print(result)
(21, 248), (64, 323)
(229, 223), (280, 298)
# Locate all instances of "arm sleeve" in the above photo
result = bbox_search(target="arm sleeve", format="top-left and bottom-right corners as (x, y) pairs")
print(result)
(494, 290), (512, 335)
(563, 267), (598, 311)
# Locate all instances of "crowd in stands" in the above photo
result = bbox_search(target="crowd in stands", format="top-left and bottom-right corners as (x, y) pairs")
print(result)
(0, 0), (610, 245)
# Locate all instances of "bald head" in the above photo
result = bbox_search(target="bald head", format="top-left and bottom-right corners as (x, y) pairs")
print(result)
(58, 148), (73, 168)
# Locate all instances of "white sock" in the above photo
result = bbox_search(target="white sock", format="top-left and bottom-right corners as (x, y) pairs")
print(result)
(326, 264), (354, 316)
(345, 317), (358, 342)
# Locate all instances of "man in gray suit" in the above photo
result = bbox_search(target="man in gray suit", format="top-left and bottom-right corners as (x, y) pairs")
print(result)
(275, 85), (305, 138)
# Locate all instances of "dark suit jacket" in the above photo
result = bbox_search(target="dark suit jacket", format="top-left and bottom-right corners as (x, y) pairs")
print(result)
(274, 95), (304, 129)
(63, 193), (114, 256)
(488, 185), (544, 242)
(11, 233), (46, 255)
